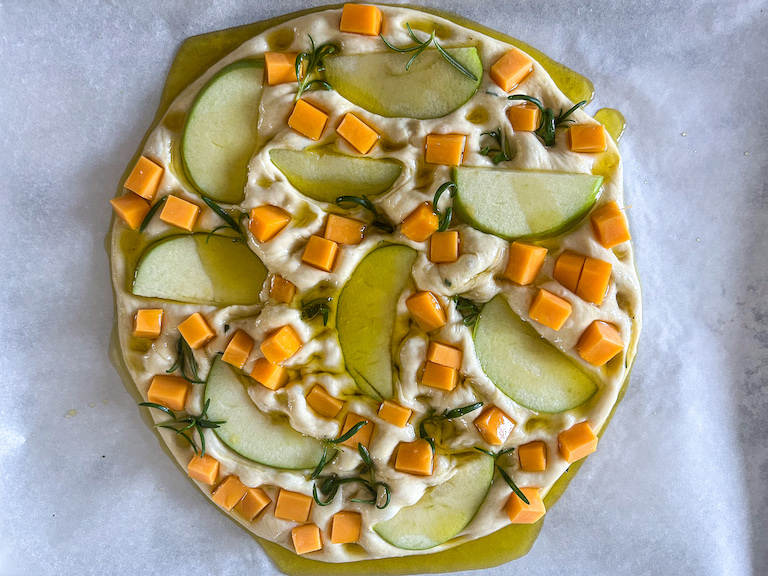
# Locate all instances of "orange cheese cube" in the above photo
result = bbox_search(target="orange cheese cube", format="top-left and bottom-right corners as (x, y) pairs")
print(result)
(250, 357), (288, 390)
(377, 400), (412, 428)
(249, 205), (291, 243)
(426, 341), (462, 370)
(187, 453), (220, 485)
(222, 329), (255, 369)
(508, 103), (541, 132)
(340, 412), (374, 449)
(505, 487), (546, 524)
(275, 489), (313, 522)
(324, 214), (365, 245)
(235, 486), (271, 521)
(292, 524), (323, 555)
(212, 475), (248, 510)
(576, 257), (612, 305)
(339, 3), (382, 36)
(260, 325), (302, 364)
(265, 52), (299, 85)
(401, 202), (439, 242)
(395, 439), (434, 476)
(110, 193), (150, 230)
(474, 407), (515, 445)
(558, 421), (598, 463)
(425, 134), (466, 166)
(178, 312), (215, 349)
(502, 242), (547, 285)
(406, 291), (446, 333)
(568, 125), (608, 153)
(270, 275), (296, 303)
(124, 156), (164, 201)
(491, 48), (534, 92)
(330, 511), (362, 544)
(133, 309), (163, 339)
(429, 230), (459, 264)
(336, 113), (379, 154)
(529, 289), (572, 331)
(159, 195), (200, 231)
(591, 201), (631, 249)
(147, 375), (190, 411)
(577, 320), (624, 366)
(518, 441), (547, 472)
(306, 385), (344, 419)
(302, 235), (339, 272)
(553, 251), (586, 293)
(421, 361), (458, 391)
(288, 99), (329, 141)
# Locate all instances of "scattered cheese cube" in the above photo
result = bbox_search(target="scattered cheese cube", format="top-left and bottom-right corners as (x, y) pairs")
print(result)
(553, 251), (586, 293)
(426, 341), (462, 370)
(490, 48), (534, 92)
(590, 201), (631, 249)
(249, 205), (291, 243)
(301, 235), (339, 272)
(110, 193), (150, 230)
(340, 412), (374, 449)
(395, 439), (434, 476)
(124, 156), (164, 201)
(235, 486), (271, 521)
(265, 52), (299, 85)
(324, 213), (365, 245)
(576, 257), (612, 305)
(474, 406), (515, 445)
(306, 385), (344, 419)
(336, 112), (379, 154)
(288, 99), (329, 141)
(330, 511), (362, 544)
(133, 309), (163, 339)
(508, 103), (541, 132)
(212, 475), (248, 511)
(425, 134), (466, 166)
(339, 3), (383, 35)
(260, 325), (302, 364)
(577, 320), (624, 366)
(147, 375), (190, 411)
(250, 357), (288, 390)
(429, 230), (459, 263)
(270, 275), (296, 303)
(275, 489), (313, 522)
(518, 441), (547, 472)
(377, 400), (412, 428)
(505, 487), (546, 524)
(567, 125), (608, 153)
(421, 361), (458, 391)
(528, 289), (572, 331)
(187, 453), (220, 485)
(178, 312), (215, 349)
(292, 523), (323, 555)
(558, 421), (598, 463)
(159, 195), (200, 231)
(401, 202), (439, 243)
(406, 291), (446, 333)
(222, 329), (255, 369)
(502, 242), (547, 285)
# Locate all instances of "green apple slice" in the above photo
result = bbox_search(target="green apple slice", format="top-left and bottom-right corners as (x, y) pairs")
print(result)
(374, 452), (494, 550)
(474, 295), (597, 413)
(269, 149), (402, 203)
(181, 60), (264, 203)
(133, 234), (266, 306)
(324, 48), (482, 119)
(204, 357), (327, 469)
(337, 245), (418, 399)
(453, 167), (602, 240)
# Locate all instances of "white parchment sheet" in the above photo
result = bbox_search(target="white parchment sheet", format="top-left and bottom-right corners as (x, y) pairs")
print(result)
(0, 0), (766, 574)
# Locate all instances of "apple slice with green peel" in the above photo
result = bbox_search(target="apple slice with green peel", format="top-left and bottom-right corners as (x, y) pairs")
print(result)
(133, 234), (267, 306)
(453, 167), (602, 240)
(337, 245), (418, 400)
(181, 60), (264, 204)
(324, 48), (482, 119)
(374, 451), (494, 550)
(204, 356), (327, 469)
(474, 295), (597, 413)
(269, 149), (402, 203)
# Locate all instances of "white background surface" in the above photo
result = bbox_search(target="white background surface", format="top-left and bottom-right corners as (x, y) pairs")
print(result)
(1, 1), (766, 575)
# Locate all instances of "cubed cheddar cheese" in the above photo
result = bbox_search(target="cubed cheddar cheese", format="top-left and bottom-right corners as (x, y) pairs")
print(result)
(275, 489), (313, 522)
(147, 375), (190, 411)
(336, 113), (379, 154)
(124, 156), (164, 201)
(292, 524), (323, 555)
(395, 439), (434, 476)
(518, 441), (547, 472)
(212, 475), (248, 511)
(235, 486), (271, 521)
(505, 487), (546, 524)
(576, 257), (612, 305)
(340, 412), (374, 449)
(249, 205), (291, 242)
(250, 357), (288, 390)
(491, 48), (534, 92)
(187, 453), (220, 485)
(339, 3), (382, 36)
(421, 361), (458, 391)
(377, 400), (412, 428)
(567, 125), (608, 153)
(502, 242), (547, 285)
(260, 325), (302, 364)
(302, 235), (339, 272)
(306, 385), (344, 419)
(178, 312), (215, 349)
(270, 275), (296, 303)
(474, 406), (515, 445)
(133, 309), (163, 339)
(591, 201), (631, 249)
(222, 329), (255, 369)
(577, 321), (624, 366)
(159, 195), (200, 231)
(426, 341), (462, 370)
(265, 52), (299, 85)
(110, 193), (150, 230)
(558, 421), (598, 463)
(324, 214), (365, 245)
(508, 103), (541, 132)
(330, 511), (362, 544)
(425, 134), (466, 166)
(288, 99), (329, 141)
(430, 230), (459, 264)
(401, 202), (439, 242)
(528, 289), (572, 331)
(406, 291), (446, 333)
(553, 251), (586, 293)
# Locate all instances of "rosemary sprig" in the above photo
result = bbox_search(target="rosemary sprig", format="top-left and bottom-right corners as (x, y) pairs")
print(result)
(139, 196), (167, 232)
(301, 297), (332, 326)
(474, 447), (529, 505)
(453, 295), (481, 327)
(507, 95), (587, 147)
(380, 23), (478, 81)
(295, 35), (338, 100)
(200, 195), (247, 239)
(140, 398), (225, 457)
(433, 182), (457, 232)
(311, 420), (369, 479)
(480, 127), (513, 164)
(167, 337), (205, 384)
(418, 402), (483, 452)
(336, 195), (395, 233)
(313, 441), (391, 509)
